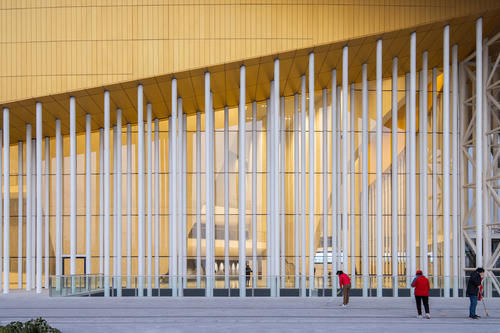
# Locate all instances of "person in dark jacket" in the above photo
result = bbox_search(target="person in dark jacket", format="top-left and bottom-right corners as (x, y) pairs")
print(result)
(245, 263), (253, 287)
(411, 270), (430, 319)
(336, 270), (351, 306)
(466, 267), (484, 319)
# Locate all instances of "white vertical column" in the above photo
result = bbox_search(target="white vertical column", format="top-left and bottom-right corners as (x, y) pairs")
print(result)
(375, 39), (383, 297)
(421, 52), (428, 277)
(405, 73), (411, 287)
(36, 102), (43, 293)
(146, 103), (152, 296)
(137, 85), (145, 296)
(85, 115), (91, 277)
(308, 53), (315, 293)
(269, 82), (275, 294)
(99, 128), (104, 275)
(280, 96), (285, 288)
(126, 124), (132, 288)
(293, 94), (299, 288)
(18, 141), (23, 289)
(443, 25), (451, 297)
(361, 64), (369, 296)
(168, 118), (173, 289)
(271, 83), (278, 295)
(481, 39), (489, 297)
(266, 98), (271, 288)
(113, 126), (117, 283)
(451, 44), (459, 297)
(294, 94), (300, 289)
(432, 68), (438, 287)
(239, 65), (246, 296)
(44, 137), (50, 289)
(210, 93), (215, 290)
(223, 106), (229, 289)
(419, 68), (424, 279)
(176, 106), (183, 294)
(31, 140), (35, 285)
(104, 91), (111, 296)
(2, 108), (9, 293)
(350, 83), (356, 285)
(163, 128), (168, 288)
(331, 70), (338, 297)
(267, 91), (277, 296)
(69, 97), (76, 282)
(410, 32), (417, 287)
(475, 17), (483, 269)
(0, 130), (2, 293)
(336, 87), (342, 290)
(458, 63), (467, 293)
(181, 112), (187, 291)
(342, 46), (349, 273)
(205, 72), (214, 297)
(392, 57), (399, 296)
(300, 75), (307, 295)
(116, 109), (122, 296)
(188, 115), (194, 289)
(252, 101), (258, 289)
(154, 118), (160, 289)
(26, 125), (32, 291)
(322, 88), (328, 290)
(196, 112), (201, 288)
(170, 80), (178, 297)
(274, 60), (281, 295)
(55, 121), (62, 290)
(309, 52), (316, 296)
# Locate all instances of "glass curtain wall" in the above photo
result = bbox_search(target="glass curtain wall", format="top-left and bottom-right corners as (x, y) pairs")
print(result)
(4, 71), (454, 290)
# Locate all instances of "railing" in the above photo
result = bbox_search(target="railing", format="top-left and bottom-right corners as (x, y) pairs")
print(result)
(48, 274), (500, 297)
(49, 275), (105, 297)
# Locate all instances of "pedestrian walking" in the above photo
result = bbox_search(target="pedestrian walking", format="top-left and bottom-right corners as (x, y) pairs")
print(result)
(466, 267), (484, 319)
(336, 270), (351, 306)
(411, 270), (430, 319)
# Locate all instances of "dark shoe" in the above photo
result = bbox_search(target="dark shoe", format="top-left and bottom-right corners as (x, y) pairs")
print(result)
(470, 315), (480, 319)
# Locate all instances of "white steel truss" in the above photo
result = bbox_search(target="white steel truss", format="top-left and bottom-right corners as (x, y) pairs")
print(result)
(461, 31), (500, 297)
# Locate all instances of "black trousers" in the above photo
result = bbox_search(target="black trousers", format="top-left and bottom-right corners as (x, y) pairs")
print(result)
(415, 295), (430, 315)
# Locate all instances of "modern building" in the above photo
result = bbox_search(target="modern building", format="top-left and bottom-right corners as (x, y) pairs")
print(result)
(0, 1), (499, 297)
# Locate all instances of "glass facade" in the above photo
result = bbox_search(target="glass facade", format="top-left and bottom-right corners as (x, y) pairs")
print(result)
(2, 71), (457, 291)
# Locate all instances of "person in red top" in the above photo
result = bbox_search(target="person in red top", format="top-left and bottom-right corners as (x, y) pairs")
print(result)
(411, 270), (431, 319)
(336, 270), (351, 306)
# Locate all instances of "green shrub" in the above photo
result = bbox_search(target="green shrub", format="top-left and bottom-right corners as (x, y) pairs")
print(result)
(0, 318), (61, 333)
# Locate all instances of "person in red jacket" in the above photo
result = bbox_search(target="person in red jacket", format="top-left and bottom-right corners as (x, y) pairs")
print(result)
(411, 270), (430, 319)
(336, 270), (351, 306)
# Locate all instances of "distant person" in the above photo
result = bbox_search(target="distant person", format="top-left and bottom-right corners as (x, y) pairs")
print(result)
(245, 263), (253, 287)
(336, 270), (351, 306)
(411, 270), (430, 319)
(466, 267), (484, 319)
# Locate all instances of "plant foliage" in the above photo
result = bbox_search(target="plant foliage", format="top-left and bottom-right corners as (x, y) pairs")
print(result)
(0, 318), (61, 333)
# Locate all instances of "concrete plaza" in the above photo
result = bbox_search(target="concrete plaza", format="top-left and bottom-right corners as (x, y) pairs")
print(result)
(0, 292), (498, 332)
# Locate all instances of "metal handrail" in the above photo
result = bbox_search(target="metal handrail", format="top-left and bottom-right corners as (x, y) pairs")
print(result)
(48, 274), (499, 297)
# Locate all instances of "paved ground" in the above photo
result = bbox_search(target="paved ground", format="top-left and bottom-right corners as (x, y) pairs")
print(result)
(0, 291), (499, 332)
